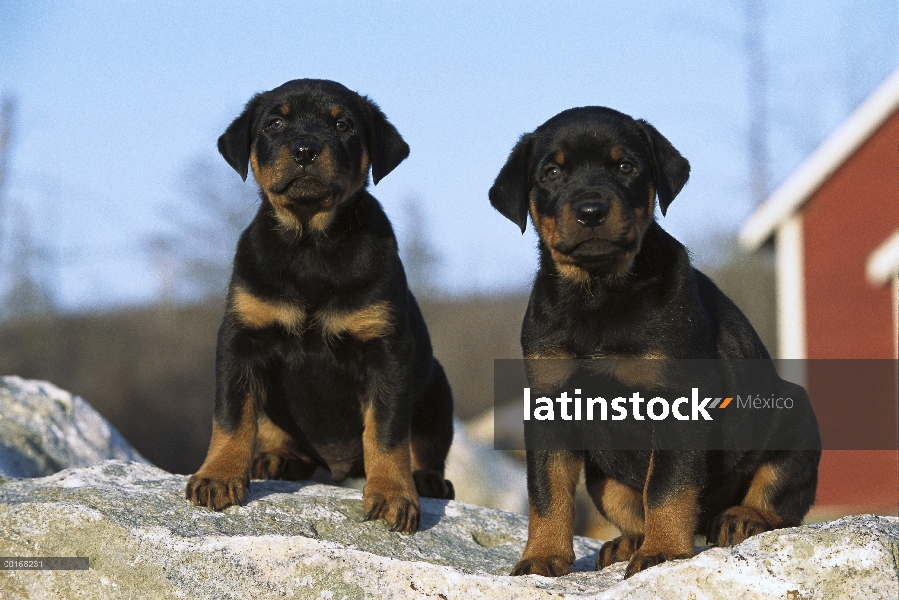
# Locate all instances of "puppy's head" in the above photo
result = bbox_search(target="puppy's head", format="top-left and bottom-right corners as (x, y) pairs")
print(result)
(489, 107), (689, 282)
(218, 79), (409, 233)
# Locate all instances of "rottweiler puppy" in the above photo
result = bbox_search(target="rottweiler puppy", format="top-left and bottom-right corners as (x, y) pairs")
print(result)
(185, 79), (454, 533)
(489, 107), (820, 577)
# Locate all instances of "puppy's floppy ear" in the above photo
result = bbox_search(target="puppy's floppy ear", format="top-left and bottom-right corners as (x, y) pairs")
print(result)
(489, 134), (533, 233)
(637, 120), (690, 216)
(218, 94), (264, 181)
(361, 96), (410, 185)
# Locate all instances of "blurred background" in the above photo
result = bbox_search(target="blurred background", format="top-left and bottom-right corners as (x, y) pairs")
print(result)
(1, 1), (896, 536)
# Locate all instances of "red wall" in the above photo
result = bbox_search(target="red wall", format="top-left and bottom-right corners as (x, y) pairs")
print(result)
(803, 110), (898, 359)
(801, 109), (898, 511)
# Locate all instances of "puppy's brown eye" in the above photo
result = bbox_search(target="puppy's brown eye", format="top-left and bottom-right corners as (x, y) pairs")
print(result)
(618, 162), (634, 174)
(266, 118), (284, 131)
(335, 120), (350, 132)
(544, 166), (561, 180)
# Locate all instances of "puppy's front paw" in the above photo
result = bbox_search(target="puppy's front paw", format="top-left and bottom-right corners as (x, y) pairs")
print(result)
(710, 505), (781, 547)
(185, 473), (248, 510)
(510, 555), (573, 577)
(363, 480), (421, 533)
(624, 547), (693, 578)
(596, 533), (644, 570)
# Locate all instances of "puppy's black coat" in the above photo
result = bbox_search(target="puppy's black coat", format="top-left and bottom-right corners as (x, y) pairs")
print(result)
(489, 107), (820, 577)
(186, 79), (454, 533)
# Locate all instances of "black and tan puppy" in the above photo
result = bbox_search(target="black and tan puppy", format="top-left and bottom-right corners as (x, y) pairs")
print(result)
(185, 79), (454, 533)
(489, 107), (820, 577)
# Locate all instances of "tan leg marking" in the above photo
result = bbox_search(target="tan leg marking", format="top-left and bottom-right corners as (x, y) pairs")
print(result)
(251, 414), (317, 480)
(713, 463), (784, 547)
(511, 452), (581, 577)
(597, 533), (646, 570)
(638, 485), (698, 557)
(742, 462), (781, 512)
(622, 454), (697, 577)
(588, 477), (645, 535)
(186, 396), (258, 510)
(255, 413), (294, 453)
(361, 405), (419, 533)
(592, 477), (647, 569)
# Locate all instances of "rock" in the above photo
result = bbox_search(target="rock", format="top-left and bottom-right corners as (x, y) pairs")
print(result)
(1, 378), (895, 597)
(1, 460), (896, 599)
(0, 376), (148, 477)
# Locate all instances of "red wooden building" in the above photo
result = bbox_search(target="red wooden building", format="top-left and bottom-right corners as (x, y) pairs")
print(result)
(740, 69), (899, 515)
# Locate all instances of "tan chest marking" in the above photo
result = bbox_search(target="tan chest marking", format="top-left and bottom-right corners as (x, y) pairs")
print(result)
(230, 286), (306, 335)
(586, 351), (669, 388)
(524, 348), (578, 394)
(315, 301), (395, 343)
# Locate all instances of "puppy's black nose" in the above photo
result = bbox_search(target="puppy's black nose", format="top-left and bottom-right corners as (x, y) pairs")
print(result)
(575, 202), (608, 228)
(291, 141), (320, 166)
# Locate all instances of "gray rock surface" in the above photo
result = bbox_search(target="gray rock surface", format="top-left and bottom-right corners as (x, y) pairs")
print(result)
(1, 460), (896, 599)
(0, 376), (148, 477)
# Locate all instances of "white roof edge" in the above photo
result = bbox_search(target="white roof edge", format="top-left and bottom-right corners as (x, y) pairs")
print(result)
(740, 69), (899, 251)
(867, 230), (899, 286)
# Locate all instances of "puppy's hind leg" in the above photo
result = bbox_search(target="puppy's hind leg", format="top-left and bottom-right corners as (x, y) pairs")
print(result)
(709, 450), (819, 547)
(585, 458), (647, 570)
(710, 383), (820, 547)
(410, 360), (455, 500)
(251, 414), (317, 480)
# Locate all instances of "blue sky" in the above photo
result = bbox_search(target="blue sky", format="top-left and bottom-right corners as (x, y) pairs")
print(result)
(1, 1), (896, 310)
